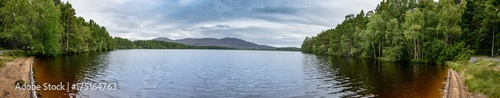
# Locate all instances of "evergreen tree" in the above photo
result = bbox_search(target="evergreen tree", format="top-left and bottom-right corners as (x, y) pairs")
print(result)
(301, 0), (493, 63)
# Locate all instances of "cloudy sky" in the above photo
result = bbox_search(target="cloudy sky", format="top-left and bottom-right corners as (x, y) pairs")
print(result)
(62, 0), (382, 47)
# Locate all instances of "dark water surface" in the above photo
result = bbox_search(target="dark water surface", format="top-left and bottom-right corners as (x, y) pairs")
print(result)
(34, 49), (448, 98)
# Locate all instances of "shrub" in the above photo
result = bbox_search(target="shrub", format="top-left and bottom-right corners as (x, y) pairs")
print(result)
(437, 42), (474, 64)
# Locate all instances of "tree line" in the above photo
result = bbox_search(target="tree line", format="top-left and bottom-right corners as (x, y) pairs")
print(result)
(0, 0), (114, 56)
(0, 0), (234, 56)
(0, 0), (304, 57)
(302, 0), (499, 63)
(113, 37), (235, 49)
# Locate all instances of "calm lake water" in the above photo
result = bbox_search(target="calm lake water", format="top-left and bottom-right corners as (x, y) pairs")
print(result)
(34, 49), (448, 98)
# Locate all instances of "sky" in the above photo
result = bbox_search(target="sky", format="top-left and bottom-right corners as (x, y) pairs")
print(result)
(62, 0), (382, 47)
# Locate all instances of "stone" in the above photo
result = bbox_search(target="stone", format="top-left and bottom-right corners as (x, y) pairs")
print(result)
(488, 63), (495, 66)
(15, 79), (25, 86)
(469, 58), (477, 63)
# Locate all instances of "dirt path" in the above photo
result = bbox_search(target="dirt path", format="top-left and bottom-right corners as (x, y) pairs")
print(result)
(446, 69), (487, 98)
(446, 69), (468, 98)
(0, 56), (33, 98)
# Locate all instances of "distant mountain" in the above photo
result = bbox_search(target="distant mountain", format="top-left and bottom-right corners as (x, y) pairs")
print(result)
(153, 37), (276, 49)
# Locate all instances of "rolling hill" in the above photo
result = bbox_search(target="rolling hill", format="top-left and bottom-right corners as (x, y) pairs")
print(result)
(153, 37), (276, 49)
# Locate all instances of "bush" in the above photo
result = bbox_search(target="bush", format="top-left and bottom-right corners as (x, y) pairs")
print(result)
(421, 39), (446, 63)
(437, 42), (474, 64)
(381, 46), (404, 62)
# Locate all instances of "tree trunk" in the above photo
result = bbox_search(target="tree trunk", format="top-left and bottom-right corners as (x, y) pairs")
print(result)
(379, 44), (382, 57)
(417, 39), (420, 61)
(348, 40), (352, 56)
(492, 27), (496, 57)
(66, 17), (69, 54)
(414, 38), (417, 60)
(380, 43), (384, 57)
(373, 44), (377, 58)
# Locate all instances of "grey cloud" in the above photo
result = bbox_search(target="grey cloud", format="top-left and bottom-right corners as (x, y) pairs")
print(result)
(251, 6), (300, 15)
(179, 24), (233, 31)
(65, 0), (382, 47)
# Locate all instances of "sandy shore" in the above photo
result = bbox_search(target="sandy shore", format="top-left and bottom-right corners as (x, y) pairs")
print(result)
(445, 69), (487, 98)
(0, 56), (33, 98)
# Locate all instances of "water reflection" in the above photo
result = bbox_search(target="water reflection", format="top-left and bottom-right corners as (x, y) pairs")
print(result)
(34, 52), (110, 97)
(33, 50), (447, 98)
(302, 54), (448, 98)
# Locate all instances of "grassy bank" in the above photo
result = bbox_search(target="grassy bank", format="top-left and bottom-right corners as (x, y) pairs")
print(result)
(446, 60), (500, 97)
(0, 50), (26, 68)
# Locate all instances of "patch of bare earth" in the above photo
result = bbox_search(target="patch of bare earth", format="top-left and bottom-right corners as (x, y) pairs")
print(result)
(446, 69), (487, 98)
(0, 56), (32, 98)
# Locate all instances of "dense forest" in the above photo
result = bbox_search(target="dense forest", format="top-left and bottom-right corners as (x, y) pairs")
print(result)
(0, 0), (114, 56)
(302, 0), (499, 63)
(0, 0), (236, 56)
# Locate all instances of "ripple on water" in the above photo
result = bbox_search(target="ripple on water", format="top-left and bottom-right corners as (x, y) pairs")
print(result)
(34, 50), (448, 98)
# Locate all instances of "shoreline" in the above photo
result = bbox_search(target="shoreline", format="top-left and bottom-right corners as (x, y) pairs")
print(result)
(444, 69), (468, 98)
(2, 55), (455, 98)
(0, 56), (35, 98)
(444, 69), (487, 98)
(29, 57), (37, 98)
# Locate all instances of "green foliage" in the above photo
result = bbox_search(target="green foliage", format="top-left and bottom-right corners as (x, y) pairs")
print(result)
(447, 60), (500, 97)
(301, 10), (368, 57)
(327, 48), (333, 55)
(436, 0), (465, 44)
(3, 50), (24, 57)
(317, 44), (327, 54)
(301, 0), (496, 63)
(113, 38), (235, 50)
(133, 40), (189, 49)
(0, 0), (115, 56)
(362, 13), (385, 58)
(0, 0), (35, 50)
(114, 37), (135, 49)
(402, 9), (425, 62)
(459, 0), (500, 57)
(37, 0), (63, 56)
(480, 0), (500, 57)
(274, 47), (300, 51)
(0, 59), (4, 68)
(0, 51), (26, 68)
(340, 35), (350, 55)
(437, 42), (475, 64)
(382, 18), (406, 61)
(311, 44), (317, 54)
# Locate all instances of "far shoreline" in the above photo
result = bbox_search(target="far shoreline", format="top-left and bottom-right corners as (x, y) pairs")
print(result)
(113, 48), (302, 52)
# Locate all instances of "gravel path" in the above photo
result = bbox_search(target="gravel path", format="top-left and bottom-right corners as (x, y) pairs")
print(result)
(469, 57), (500, 63)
